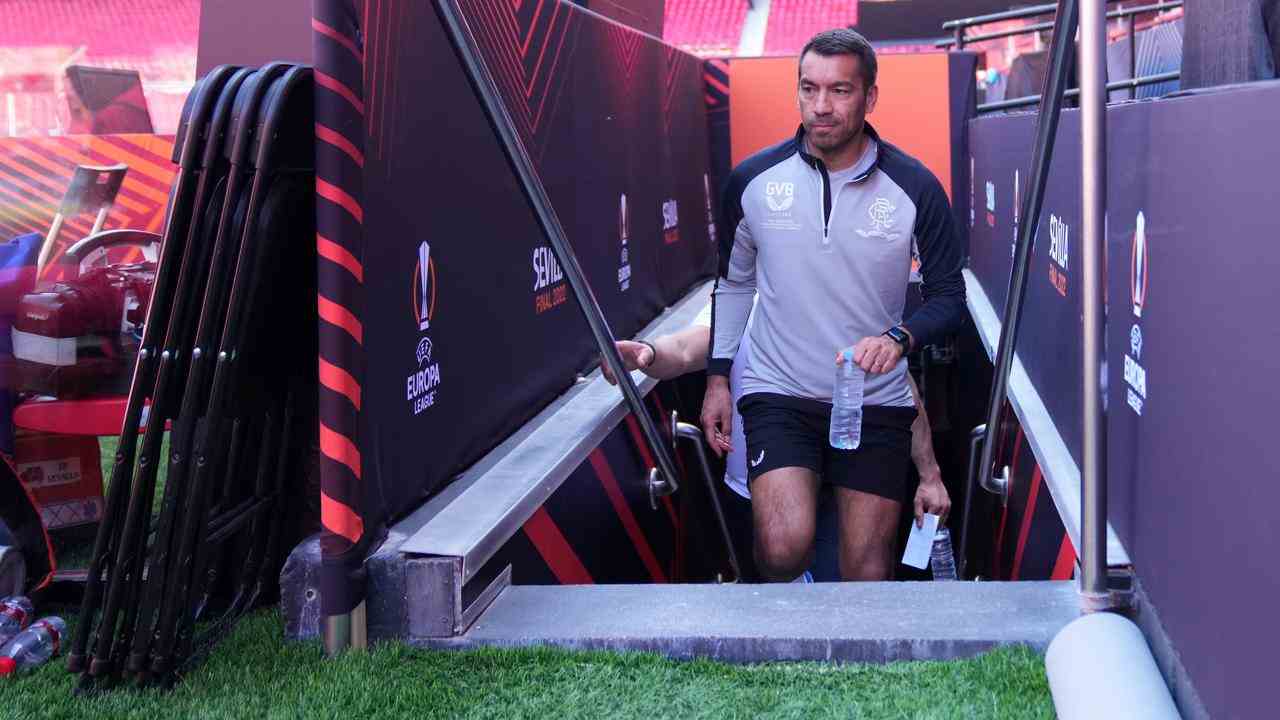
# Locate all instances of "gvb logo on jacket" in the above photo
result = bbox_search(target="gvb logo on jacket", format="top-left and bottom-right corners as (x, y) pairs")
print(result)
(765, 181), (795, 212)
(761, 181), (801, 232)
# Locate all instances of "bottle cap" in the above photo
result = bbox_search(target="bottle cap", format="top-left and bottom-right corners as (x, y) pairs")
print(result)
(0, 657), (15, 676)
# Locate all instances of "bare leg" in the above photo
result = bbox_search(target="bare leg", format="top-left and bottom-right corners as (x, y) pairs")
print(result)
(835, 488), (901, 581)
(751, 467), (820, 581)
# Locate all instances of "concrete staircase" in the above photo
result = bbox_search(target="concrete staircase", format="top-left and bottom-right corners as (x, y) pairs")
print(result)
(419, 580), (1080, 663)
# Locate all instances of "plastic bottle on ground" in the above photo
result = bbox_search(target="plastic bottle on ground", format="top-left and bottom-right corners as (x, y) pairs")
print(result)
(0, 596), (33, 647)
(0, 616), (66, 676)
(931, 527), (958, 581)
(830, 348), (865, 450)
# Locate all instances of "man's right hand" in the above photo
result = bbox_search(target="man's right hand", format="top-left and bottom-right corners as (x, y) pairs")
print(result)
(701, 375), (734, 457)
(601, 341), (654, 385)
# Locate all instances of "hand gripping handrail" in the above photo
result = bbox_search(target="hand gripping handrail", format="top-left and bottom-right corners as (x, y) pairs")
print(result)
(433, 0), (680, 504)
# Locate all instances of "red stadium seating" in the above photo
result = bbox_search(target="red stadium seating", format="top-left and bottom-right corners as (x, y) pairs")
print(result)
(763, 0), (859, 56)
(0, 0), (197, 135)
(663, 0), (749, 57)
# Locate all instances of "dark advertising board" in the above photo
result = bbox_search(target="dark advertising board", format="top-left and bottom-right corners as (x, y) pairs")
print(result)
(967, 81), (1280, 720)
(353, 0), (714, 521)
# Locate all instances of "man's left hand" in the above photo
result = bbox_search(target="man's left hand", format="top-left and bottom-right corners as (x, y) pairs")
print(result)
(851, 335), (903, 374)
(913, 469), (950, 528)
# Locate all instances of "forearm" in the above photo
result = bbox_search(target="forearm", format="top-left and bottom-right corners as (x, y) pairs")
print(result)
(906, 374), (941, 480)
(641, 327), (710, 380)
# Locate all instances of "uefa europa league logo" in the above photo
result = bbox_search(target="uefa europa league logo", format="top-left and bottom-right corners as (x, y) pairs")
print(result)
(618, 193), (629, 245)
(1131, 212), (1147, 318)
(418, 240), (431, 331)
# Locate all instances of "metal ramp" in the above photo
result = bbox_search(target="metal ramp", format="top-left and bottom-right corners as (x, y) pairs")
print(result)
(422, 581), (1080, 663)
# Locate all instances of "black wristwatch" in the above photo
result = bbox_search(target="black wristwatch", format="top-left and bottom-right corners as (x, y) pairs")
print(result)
(882, 326), (911, 354)
(637, 340), (658, 369)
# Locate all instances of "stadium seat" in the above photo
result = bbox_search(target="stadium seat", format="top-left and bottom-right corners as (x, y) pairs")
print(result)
(663, 0), (750, 57)
(764, 0), (859, 56)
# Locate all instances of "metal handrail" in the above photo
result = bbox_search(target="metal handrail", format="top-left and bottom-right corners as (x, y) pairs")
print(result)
(976, 0), (1079, 508)
(433, 0), (682, 504)
(978, 70), (1180, 113)
(939, 0), (1181, 49)
(672, 412), (743, 582)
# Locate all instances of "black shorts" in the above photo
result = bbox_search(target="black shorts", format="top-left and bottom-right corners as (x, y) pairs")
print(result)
(738, 392), (916, 502)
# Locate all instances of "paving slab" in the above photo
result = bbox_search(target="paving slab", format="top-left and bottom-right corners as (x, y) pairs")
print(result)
(417, 580), (1080, 663)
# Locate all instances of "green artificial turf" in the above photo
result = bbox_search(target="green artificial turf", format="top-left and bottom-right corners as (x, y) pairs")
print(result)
(0, 610), (1054, 720)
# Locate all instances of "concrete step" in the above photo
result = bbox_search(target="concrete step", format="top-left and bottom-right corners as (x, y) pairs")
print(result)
(418, 580), (1080, 663)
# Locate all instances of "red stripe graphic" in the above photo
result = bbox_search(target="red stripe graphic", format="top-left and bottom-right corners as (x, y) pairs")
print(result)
(523, 507), (594, 584)
(589, 450), (667, 583)
(1010, 466), (1043, 581)
(316, 70), (366, 115)
(316, 123), (365, 167)
(313, 17), (363, 59)
(318, 233), (364, 282)
(317, 177), (364, 223)
(320, 356), (362, 411)
(320, 422), (362, 479)
(322, 491), (364, 544)
(991, 427), (1025, 578)
(318, 294), (364, 344)
(704, 74), (729, 96)
(992, 503), (1009, 579)
(1051, 534), (1077, 580)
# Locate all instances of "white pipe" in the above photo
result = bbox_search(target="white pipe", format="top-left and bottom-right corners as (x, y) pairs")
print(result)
(1046, 612), (1182, 719)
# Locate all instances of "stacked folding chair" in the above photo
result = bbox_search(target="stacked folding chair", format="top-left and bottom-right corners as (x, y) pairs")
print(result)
(67, 63), (318, 691)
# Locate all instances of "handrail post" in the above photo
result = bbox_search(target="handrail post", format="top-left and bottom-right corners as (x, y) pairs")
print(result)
(954, 25), (965, 50)
(1128, 12), (1138, 99)
(1080, 0), (1110, 610)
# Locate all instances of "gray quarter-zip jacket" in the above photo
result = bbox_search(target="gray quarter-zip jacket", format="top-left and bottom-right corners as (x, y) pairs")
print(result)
(708, 124), (965, 407)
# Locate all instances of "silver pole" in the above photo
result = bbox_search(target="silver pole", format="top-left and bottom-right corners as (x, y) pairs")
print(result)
(1080, 0), (1109, 607)
(324, 613), (351, 656)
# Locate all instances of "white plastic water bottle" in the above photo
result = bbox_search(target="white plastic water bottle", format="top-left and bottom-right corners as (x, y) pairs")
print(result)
(0, 596), (33, 647)
(931, 527), (958, 581)
(0, 616), (66, 676)
(829, 348), (865, 449)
